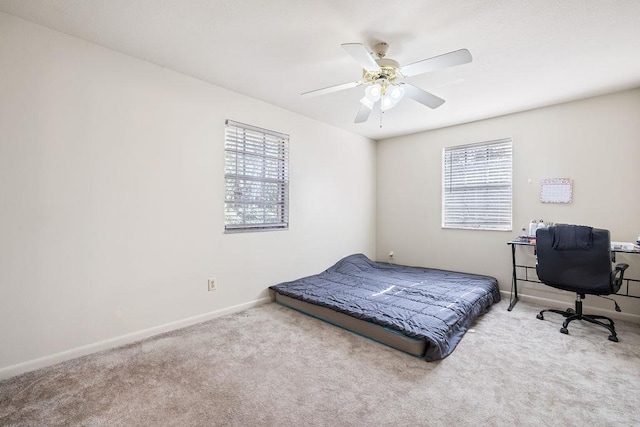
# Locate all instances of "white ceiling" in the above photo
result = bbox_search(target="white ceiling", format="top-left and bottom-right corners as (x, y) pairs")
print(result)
(1, 0), (639, 140)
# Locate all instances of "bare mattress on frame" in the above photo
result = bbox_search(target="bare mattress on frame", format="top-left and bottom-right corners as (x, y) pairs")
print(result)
(270, 254), (500, 361)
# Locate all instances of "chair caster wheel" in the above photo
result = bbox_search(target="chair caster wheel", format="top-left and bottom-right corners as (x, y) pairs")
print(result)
(560, 327), (568, 334)
(536, 313), (544, 320)
(608, 335), (618, 342)
(566, 308), (576, 314)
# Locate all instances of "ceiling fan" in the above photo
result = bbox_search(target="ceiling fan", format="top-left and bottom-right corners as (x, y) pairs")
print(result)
(302, 42), (472, 123)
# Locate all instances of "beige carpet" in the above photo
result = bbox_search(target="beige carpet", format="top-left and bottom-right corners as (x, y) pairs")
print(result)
(1, 299), (639, 426)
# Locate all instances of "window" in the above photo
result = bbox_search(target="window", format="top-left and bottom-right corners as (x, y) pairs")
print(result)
(442, 138), (512, 231)
(224, 120), (289, 232)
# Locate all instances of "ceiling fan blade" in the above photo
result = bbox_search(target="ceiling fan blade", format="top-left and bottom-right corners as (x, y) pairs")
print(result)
(341, 43), (381, 73)
(403, 84), (445, 109)
(354, 103), (372, 123)
(301, 81), (360, 97)
(400, 49), (472, 77)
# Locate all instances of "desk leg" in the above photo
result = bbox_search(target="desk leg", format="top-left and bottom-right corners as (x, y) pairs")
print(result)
(508, 244), (519, 311)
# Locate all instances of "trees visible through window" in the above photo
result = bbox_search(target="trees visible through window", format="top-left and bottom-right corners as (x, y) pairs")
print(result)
(224, 120), (289, 232)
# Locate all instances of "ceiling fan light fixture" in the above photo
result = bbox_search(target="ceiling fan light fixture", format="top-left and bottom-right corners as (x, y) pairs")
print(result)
(380, 84), (404, 112)
(360, 96), (374, 109)
(381, 94), (394, 112)
(388, 85), (405, 100)
(364, 83), (382, 102)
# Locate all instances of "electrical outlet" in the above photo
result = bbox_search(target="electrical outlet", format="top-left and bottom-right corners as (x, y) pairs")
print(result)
(207, 278), (216, 291)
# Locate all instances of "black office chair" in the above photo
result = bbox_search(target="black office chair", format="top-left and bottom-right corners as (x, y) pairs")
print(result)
(535, 225), (628, 341)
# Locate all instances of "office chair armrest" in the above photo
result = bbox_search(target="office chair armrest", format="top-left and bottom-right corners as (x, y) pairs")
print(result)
(611, 263), (630, 287)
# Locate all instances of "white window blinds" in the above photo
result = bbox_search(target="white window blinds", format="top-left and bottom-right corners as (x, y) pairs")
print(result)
(442, 138), (512, 231)
(224, 120), (289, 232)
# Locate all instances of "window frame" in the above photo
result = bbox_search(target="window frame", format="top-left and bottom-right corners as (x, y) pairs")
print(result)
(224, 120), (289, 233)
(442, 138), (513, 231)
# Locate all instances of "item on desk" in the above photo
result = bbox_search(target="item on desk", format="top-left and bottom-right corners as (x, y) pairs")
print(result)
(611, 242), (636, 251)
(537, 220), (546, 230)
(637, 234), (640, 246)
(529, 220), (538, 237)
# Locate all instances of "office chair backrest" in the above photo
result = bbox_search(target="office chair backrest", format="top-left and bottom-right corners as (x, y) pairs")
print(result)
(536, 225), (614, 295)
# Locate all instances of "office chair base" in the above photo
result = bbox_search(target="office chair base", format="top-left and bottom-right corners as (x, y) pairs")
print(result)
(536, 307), (574, 321)
(537, 307), (618, 342)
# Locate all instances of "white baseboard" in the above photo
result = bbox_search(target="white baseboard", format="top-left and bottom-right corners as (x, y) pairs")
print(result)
(0, 297), (271, 381)
(500, 290), (640, 323)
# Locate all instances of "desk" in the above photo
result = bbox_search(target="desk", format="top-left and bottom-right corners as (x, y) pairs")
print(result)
(507, 239), (640, 311)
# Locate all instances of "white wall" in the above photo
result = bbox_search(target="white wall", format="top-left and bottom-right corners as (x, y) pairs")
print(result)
(377, 88), (640, 318)
(0, 13), (376, 377)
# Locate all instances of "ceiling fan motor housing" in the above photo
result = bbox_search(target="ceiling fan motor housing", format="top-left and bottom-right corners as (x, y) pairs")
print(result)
(373, 42), (390, 58)
(363, 57), (401, 85)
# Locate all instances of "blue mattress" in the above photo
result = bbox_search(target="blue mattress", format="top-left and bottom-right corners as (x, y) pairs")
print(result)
(270, 254), (500, 361)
